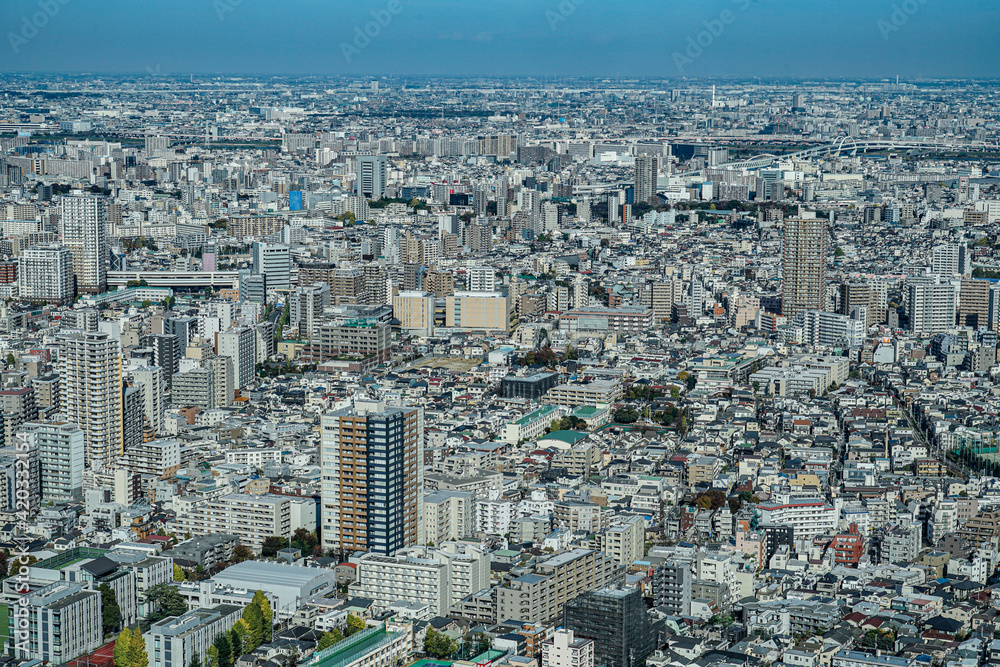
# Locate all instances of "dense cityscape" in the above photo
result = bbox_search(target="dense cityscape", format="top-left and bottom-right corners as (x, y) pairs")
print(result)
(2, 72), (1000, 667)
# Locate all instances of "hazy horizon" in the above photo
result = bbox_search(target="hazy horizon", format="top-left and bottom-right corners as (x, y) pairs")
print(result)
(2, 0), (998, 79)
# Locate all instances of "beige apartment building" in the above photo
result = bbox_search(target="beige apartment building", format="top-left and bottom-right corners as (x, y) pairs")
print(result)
(497, 548), (622, 625)
(445, 292), (511, 333)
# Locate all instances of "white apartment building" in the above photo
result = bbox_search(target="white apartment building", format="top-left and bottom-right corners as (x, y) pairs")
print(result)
(422, 490), (474, 545)
(216, 326), (255, 388)
(169, 493), (316, 552)
(756, 498), (838, 539)
(476, 499), (515, 536)
(59, 331), (124, 467)
(18, 244), (75, 304)
(146, 604), (244, 667)
(350, 543), (489, 617)
(542, 629), (595, 667)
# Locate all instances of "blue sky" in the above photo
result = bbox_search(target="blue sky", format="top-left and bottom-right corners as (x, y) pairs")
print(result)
(3, 0), (999, 78)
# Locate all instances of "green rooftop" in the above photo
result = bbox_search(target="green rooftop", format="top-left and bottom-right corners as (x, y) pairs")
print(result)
(36, 547), (108, 570)
(539, 430), (588, 445)
(516, 404), (560, 425)
(305, 625), (400, 667)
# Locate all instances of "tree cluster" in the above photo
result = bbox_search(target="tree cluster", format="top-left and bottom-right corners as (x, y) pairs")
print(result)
(614, 407), (640, 424)
(549, 416), (586, 432)
(207, 590), (273, 667)
(519, 346), (560, 367)
(424, 628), (459, 659)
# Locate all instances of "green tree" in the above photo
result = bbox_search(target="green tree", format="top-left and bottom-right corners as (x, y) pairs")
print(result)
(230, 545), (254, 564)
(114, 627), (134, 667)
(5, 353), (14, 367)
(834, 246), (846, 257)
(424, 628), (457, 659)
(214, 633), (233, 667)
(242, 601), (264, 651)
(230, 621), (248, 658)
(174, 563), (187, 581)
(317, 632), (338, 651)
(207, 645), (220, 667)
(99, 583), (121, 636)
(291, 529), (318, 552)
(190, 654), (203, 667)
(252, 590), (273, 643)
(131, 629), (150, 667)
(262, 535), (287, 558)
(115, 627), (149, 667)
(145, 583), (189, 624)
(346, 614), (366, 636)
(614, 407), (640, 424)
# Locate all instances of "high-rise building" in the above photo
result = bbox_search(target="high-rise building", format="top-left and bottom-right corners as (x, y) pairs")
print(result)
(782, 217), (828, 317)
(58, 331), (124, 467)
(203, 356), (234, 408)
(60, 193), (108, 294)
(466, 222), (493, 254)
(171, 368), (217, 409)
(496, 178), (509, 216)
(252, 242), (291, 293)
(542, 202), (560, 232)
(932, 243), (971, 277)
(122, 384), (144, 454)
(141, 333), (180, 390)
(329, 267), (366, 304)
(18, 244), (75, 305)
(320, 399), (422, 555)
(356, 155), (388, 199)
(479, 134), (517, 158)
(0, 387), (38, 446)
(216, 327), (255, 389)
(290, 283), (332, 337)
(959, 278), (990, 329)
(909, 281), (957, 334)
(840, 282), (888, 327)
(130, 365), (165, 435)
(18, 421), (85, 503)
(634, 154), (660, 205)
(563, 587), (656, 667)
